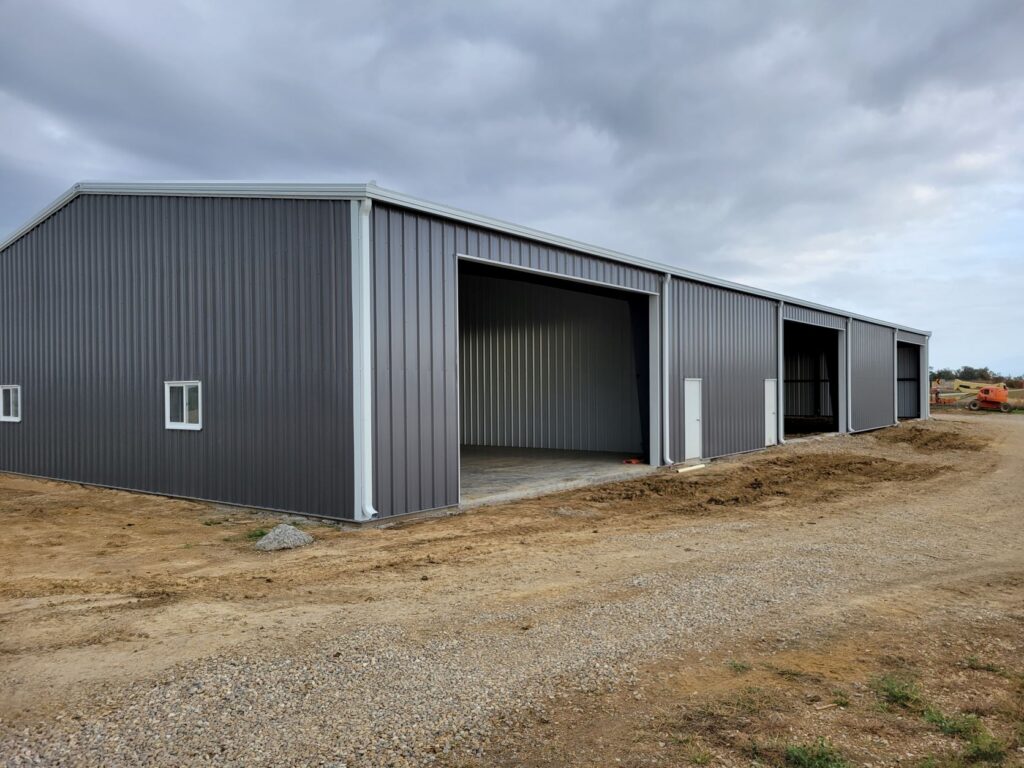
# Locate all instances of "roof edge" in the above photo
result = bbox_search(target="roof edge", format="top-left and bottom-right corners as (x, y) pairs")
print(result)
(1, 181), (931, 337)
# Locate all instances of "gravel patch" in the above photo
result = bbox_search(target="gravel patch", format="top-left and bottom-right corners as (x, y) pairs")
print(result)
(0, 536), (963, 767)
(254, 524), (314, 552)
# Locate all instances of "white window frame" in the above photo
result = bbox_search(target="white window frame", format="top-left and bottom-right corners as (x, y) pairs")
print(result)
(0, 385), (21, 423)
(164, 380), (202, 431)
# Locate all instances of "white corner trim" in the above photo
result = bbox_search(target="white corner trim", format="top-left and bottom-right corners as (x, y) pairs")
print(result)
(662, 274), (672, 464)
(648, 293), (662, 467)
(846, 317), (854, 431)
(351, 198), (378, 522)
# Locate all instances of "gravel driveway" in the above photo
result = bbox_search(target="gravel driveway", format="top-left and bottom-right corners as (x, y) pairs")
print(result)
(2, 415), (1021, 767)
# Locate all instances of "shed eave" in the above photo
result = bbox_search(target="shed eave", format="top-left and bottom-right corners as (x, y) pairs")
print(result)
(2, 180), (931, 337)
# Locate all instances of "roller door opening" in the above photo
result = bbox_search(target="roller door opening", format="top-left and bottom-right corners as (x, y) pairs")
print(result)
(784, 321), (841, 437)
(897, 341), (923, 419)
(457, 260), (653, 506)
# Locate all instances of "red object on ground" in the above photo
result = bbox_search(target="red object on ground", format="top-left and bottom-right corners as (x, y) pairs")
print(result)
(623, 458), (642, 464)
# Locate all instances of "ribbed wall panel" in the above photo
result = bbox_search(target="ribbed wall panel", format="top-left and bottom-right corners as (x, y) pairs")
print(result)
(782, 304), (847, 330)
(850, 320), (896, 430)
(897, 330), (927, 345)
(459, 271), (643, 453)
(370, 204), (659, 517)
(0, 195), (353, 518)
(667, 280), (777, 459)
(897, 343), (922, 418)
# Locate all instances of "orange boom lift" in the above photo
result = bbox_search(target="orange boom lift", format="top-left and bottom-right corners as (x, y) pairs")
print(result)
(967, 385), (1011, 413)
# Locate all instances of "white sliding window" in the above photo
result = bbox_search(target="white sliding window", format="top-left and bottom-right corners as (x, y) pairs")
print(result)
(164, 381), (202, 430)
(0, 385), (21, 422)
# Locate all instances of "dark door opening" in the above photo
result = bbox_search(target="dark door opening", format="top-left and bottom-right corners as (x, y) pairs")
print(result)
(784, 322), (840, 437)
(897, 341), (922, 419)
(457, 260), (652, 505)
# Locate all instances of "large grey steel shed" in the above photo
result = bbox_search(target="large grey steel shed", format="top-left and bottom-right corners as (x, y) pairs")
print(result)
(0, 182), (931, 521)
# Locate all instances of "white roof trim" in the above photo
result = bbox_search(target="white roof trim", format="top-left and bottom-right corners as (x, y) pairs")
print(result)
(2, 181), (931, 336)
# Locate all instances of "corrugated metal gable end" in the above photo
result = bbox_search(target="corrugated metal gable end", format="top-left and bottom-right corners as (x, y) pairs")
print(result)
(0, 194), (354, 518)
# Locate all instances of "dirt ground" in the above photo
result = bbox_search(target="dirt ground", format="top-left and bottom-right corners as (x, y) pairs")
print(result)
(1, 413), (1023, 766)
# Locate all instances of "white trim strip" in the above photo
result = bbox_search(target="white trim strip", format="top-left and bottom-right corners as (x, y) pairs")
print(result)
(648, 294), (662, 467)
(351, 199), (378, 522)
(777, 301), (785, 444)
(661, 274), (672, 464)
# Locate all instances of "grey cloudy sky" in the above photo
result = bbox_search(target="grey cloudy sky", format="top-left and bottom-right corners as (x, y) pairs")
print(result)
(2, 1), (1022, 372)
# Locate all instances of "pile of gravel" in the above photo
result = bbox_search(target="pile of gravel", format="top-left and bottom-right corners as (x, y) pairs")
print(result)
(253, 524), (313, 551)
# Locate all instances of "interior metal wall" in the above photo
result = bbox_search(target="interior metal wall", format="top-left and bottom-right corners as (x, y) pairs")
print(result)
(786, 346), (835, 417)
(897, 343), (922, 418)
(850, 320), (897, 431)
(370, 203), (658, 517)
(667, 280), (778, 459)
(459, 269), (644, 453)
(0, 194), (354, 518)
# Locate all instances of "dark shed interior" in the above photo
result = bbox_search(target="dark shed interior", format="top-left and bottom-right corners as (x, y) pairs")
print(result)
(784, 322), (840, 436)
(897, 341), (922, 419)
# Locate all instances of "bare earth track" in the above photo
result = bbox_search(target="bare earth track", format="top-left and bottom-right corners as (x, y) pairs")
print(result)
(1, 414), (1022, 766)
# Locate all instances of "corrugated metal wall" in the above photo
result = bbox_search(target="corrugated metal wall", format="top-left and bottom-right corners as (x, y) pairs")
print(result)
(850, 320), (896, 431)
(897, 330), (927, 345)
(0, 194), (354, 518)
(897, 343), (921, 418)
(667, 280), (777, 459)
(782, 304), (847, 330)
(370, 203), (659, 517)
(459, 270), (643, 453)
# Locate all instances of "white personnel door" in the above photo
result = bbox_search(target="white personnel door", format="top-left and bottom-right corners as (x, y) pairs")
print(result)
(765, 378), (778, 446)
(683, 378), (702, 460)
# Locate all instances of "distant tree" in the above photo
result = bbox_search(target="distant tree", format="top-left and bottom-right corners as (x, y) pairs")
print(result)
(956, 366), (993, 381)
(932, 367), (956, 382)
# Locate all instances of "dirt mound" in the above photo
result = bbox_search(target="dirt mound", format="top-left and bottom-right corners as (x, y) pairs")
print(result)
(873, 424), (987, 453)
(581, 452), (944, 516)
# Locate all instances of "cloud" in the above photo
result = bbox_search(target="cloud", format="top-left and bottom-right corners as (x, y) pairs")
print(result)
(1, 0), (1023, 371)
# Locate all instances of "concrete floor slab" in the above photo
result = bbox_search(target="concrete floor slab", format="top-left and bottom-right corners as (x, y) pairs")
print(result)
(459, 446), (656, 508)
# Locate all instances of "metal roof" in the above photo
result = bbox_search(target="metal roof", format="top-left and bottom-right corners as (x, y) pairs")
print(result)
(1, 181), (930, 336)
